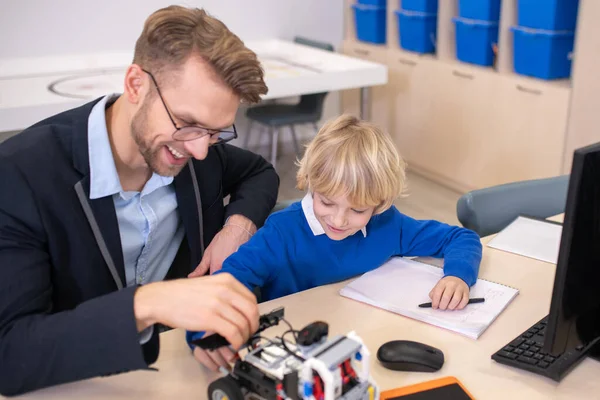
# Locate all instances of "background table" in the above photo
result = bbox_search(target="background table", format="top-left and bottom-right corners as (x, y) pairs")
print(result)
(0, 39), (388, 133)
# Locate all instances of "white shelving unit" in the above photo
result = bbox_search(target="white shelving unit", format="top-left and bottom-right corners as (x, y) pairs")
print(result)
(341, 0), (575, 192)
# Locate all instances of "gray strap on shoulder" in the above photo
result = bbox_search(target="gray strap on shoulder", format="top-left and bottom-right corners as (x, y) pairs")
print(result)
(187, 161), (205, 254)
(75, 180), (124, 290)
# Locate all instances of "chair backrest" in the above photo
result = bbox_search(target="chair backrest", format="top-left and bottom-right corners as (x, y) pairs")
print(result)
(270, 198), (298, 214)
(293, 36), (334, 118)
(297, 92), (328, 117)
(293, 36), (335, 52)
(456, 175), (570, 237)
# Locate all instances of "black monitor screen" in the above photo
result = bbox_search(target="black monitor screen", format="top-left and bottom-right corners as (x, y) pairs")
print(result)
(545, 142), (600, 356)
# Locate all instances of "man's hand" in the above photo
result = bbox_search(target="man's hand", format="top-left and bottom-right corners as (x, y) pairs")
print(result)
(189, 215), (256, 277)
(133, 273), (259, 350)
(428, 276), (470, 311)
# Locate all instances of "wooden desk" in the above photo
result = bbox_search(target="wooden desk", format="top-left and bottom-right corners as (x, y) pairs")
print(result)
(7, 230), (600, 400)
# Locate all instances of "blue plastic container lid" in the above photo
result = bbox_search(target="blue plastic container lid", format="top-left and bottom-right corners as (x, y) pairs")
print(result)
(396, 9), (437, 18)
(357, 0), (387, 5)
(352, 3), (386, 11)
(510, 26), (575, 37)
(452, 16), (499, 27)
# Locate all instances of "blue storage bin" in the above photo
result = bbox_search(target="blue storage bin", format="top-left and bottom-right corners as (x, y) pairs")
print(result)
(518, 0), (580, 31)
(352, 4), (387, 44)
(358, 0), (387, 6)
(396, 10), (437, 54)
(453, 17), (499, 66)
(458, 0), (502, 21)
(400, 0), (438, 13)
(511, 26), (574, 79)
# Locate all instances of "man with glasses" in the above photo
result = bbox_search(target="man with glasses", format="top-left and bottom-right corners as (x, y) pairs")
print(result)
(0, 6), (279, 396)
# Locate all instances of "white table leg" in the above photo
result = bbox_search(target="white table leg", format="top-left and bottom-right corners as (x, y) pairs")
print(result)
(360, 87), (371, 120)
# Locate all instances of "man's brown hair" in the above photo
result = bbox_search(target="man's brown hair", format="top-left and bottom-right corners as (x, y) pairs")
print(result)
(133, 6), (268, 103)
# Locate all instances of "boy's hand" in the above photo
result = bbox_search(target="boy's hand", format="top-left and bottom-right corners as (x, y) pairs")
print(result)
(429, 276), (470, 311)
(193, 335), (238, 372)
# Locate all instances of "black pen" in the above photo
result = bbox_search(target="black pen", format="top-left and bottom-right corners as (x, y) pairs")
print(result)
(418, 297), (485, 308)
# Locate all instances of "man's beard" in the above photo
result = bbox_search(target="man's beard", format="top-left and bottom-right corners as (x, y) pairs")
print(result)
(130, 97), (186, 177)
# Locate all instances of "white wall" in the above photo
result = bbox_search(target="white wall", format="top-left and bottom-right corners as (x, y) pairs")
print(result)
(0, 0), (344, 150)
(1, 0), (344, 58)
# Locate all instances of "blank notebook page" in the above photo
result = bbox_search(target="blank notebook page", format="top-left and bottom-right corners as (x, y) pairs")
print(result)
(339, 257), (519, 339)
(487, 216), (562, 264)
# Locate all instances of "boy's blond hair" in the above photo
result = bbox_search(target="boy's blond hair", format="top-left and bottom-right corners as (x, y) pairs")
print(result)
(296, 114), (407, 214)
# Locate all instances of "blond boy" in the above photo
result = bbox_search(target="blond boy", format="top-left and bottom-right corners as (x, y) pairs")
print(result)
(188, 114), (482, 370)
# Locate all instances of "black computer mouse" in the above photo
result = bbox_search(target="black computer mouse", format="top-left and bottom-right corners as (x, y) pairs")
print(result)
(377, 340), (444, 372)
(297, 321), (329, 346)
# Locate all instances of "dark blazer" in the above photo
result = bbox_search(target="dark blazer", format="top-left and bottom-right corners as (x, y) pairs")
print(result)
(0, 98), (279, 396)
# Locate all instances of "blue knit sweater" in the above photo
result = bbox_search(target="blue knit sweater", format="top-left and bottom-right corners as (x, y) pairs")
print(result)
(187, 199), (482, 346)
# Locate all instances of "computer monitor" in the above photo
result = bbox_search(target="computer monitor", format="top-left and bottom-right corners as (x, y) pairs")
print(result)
(492, 142), (600, 381)
(544, 141), (600, 359)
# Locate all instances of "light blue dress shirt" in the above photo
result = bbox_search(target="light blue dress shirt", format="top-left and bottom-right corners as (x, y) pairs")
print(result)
(87, 95), (185, 342)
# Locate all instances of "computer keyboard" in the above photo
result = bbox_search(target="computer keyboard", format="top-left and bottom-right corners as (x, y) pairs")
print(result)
(492, 316), (589, 382)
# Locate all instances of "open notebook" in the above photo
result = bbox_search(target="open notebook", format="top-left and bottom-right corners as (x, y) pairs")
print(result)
(339, 257), (519, 339)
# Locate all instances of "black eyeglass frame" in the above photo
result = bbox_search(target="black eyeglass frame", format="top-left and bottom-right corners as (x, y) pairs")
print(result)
(142, 68), (238, 143)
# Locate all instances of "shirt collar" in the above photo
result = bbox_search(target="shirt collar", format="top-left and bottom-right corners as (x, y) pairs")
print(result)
(301, 193), (367, 238)
(87, 93), (174, 199)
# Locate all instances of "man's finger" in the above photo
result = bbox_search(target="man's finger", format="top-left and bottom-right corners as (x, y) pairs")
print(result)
(217, 302), (254, 345)
(205, 318), (245, 350)
(209, 256), (224, 275)
(224, 288), (260, 334)
(189, 255), (211, 278)
(187, 268), (203, 278)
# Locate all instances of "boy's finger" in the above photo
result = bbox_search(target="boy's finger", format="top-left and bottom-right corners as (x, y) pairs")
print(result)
(458, 291), (470, 310)
(218, 345), (237, 362)
(447, 291), (462, 310)
(438, 288), (454, 310)
(430, 284), (445, 309)
(208, 348), (231, 370)
(193, 348), (219, 372)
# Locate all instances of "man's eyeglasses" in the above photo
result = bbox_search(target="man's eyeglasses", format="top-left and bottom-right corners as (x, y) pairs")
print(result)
(142, 69), (238, 143)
